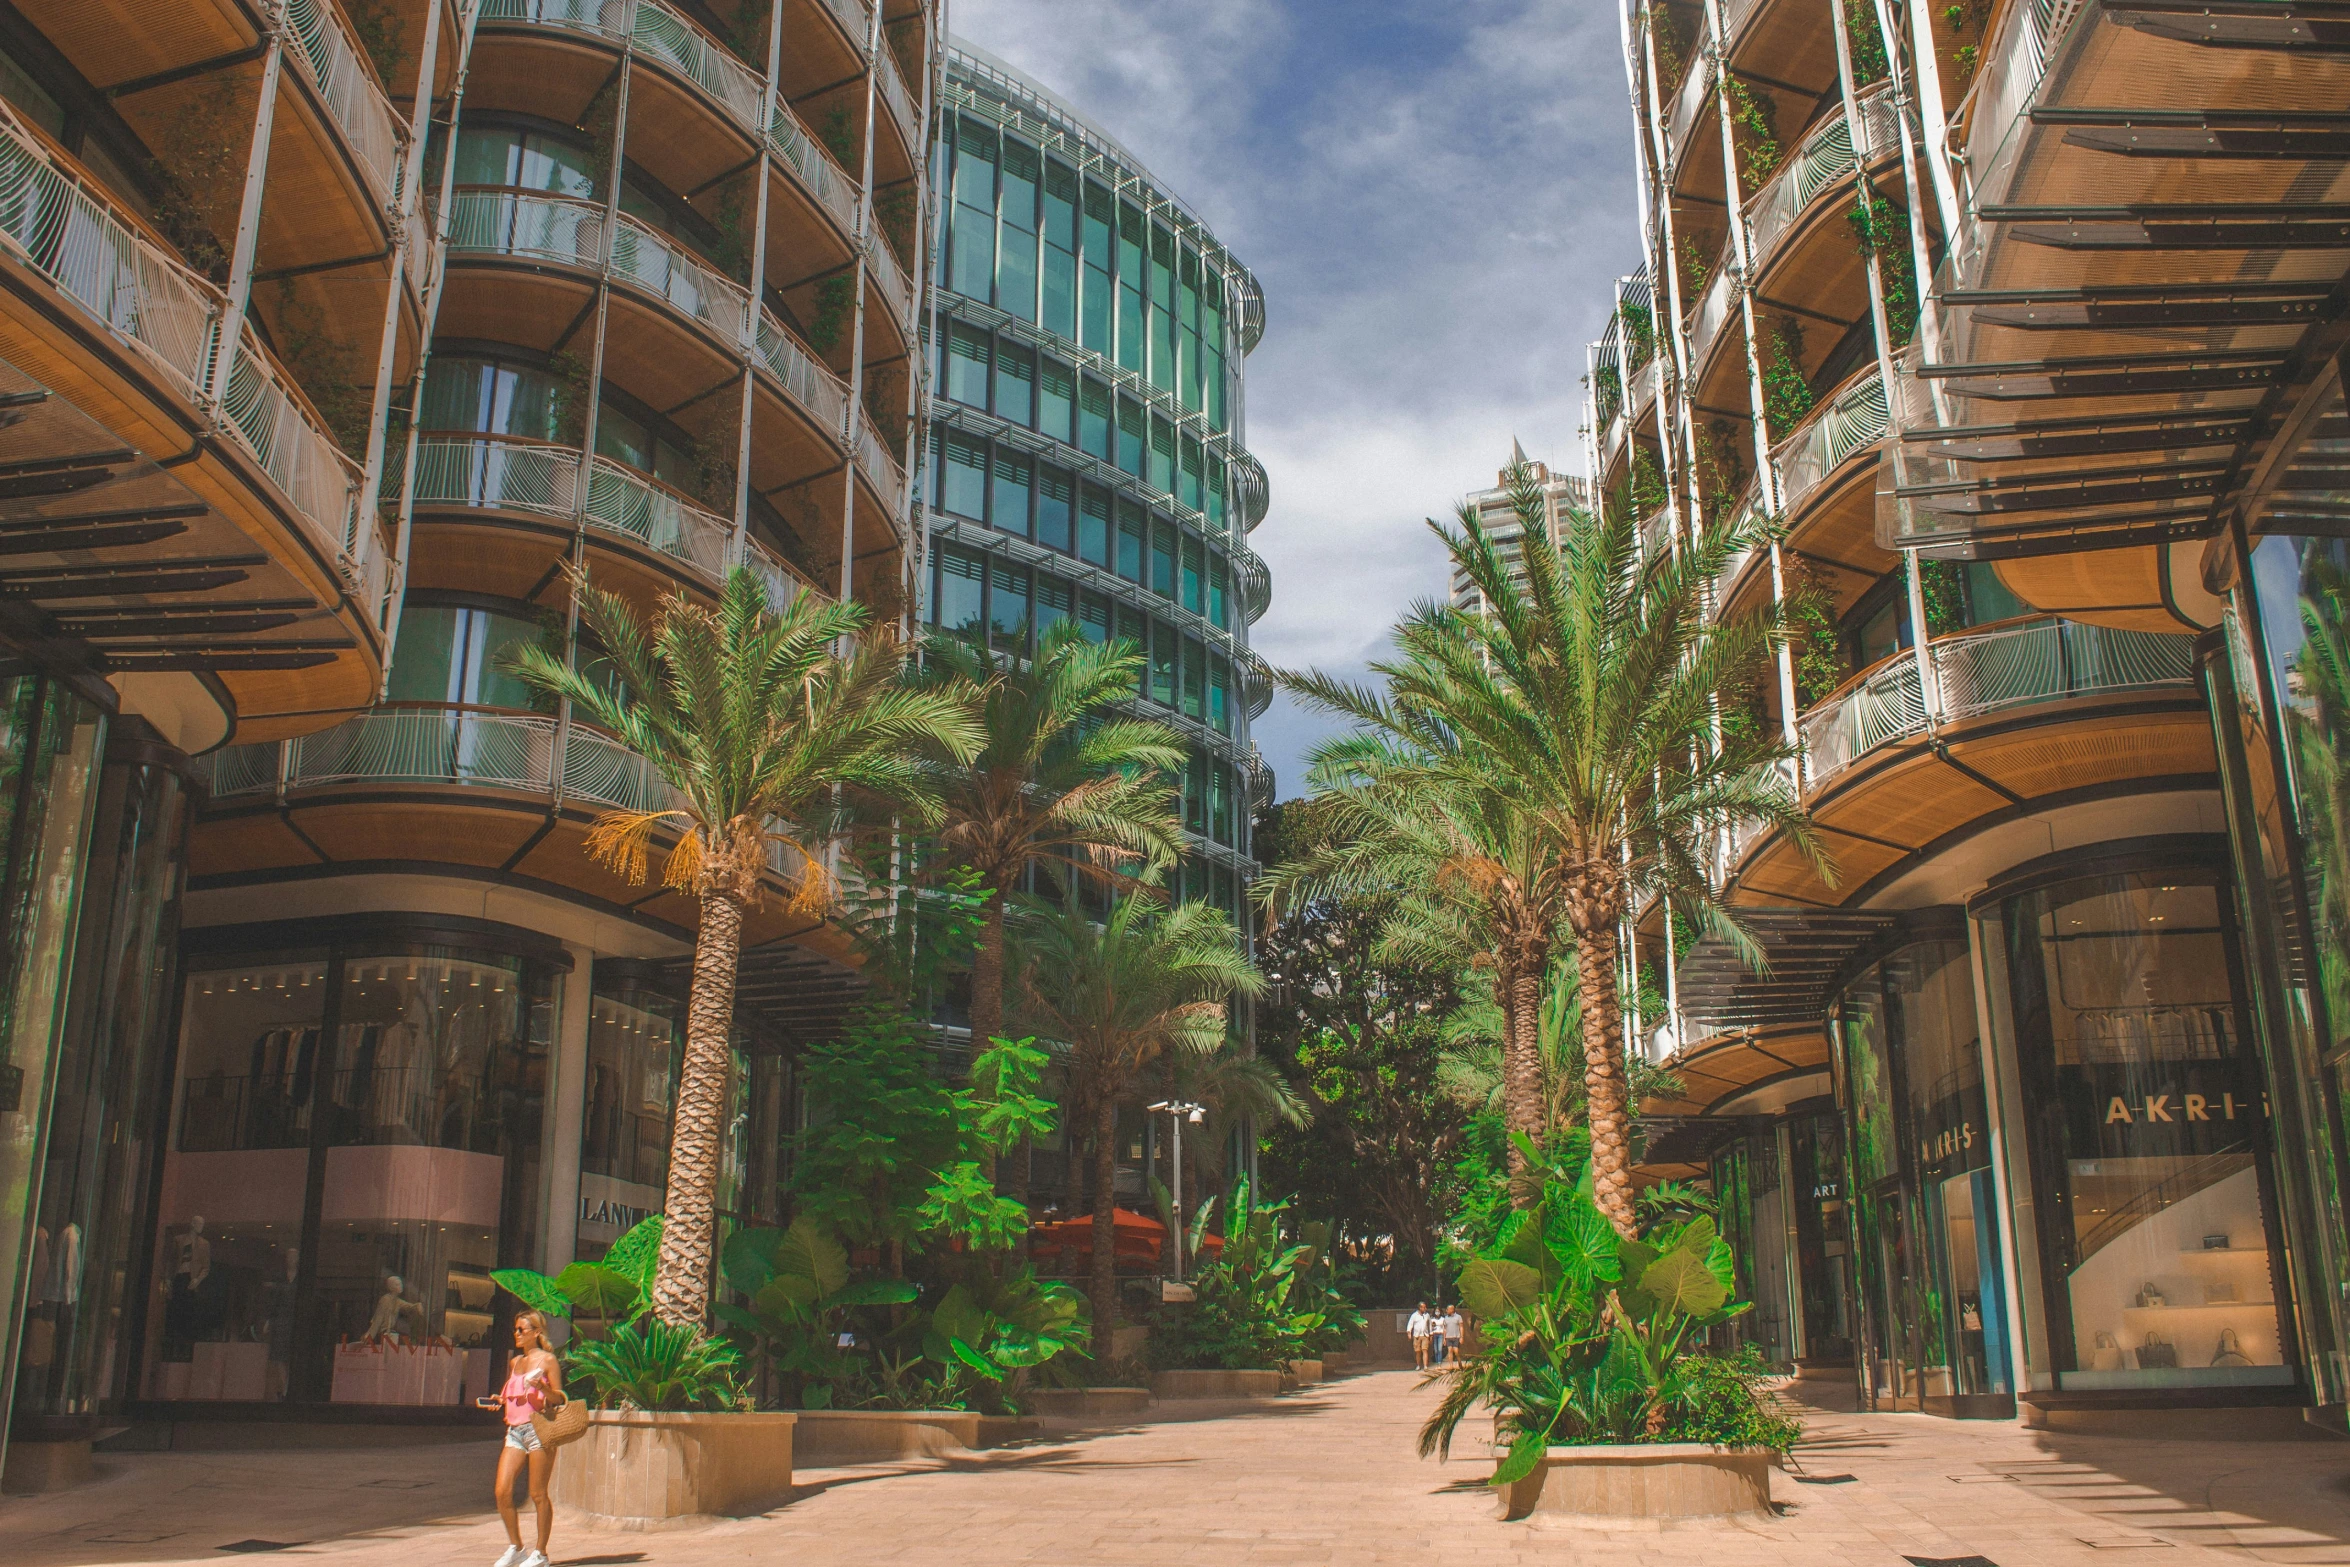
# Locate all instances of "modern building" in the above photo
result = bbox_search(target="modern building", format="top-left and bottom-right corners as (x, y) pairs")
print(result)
(918, 41), (1275, 1211)
(1600, 0), (2350, 1432)
(0, 0), (934, 1483)
(1449, 445), (1591, 614)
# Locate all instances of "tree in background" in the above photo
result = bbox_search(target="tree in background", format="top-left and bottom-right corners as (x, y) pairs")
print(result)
(1253, 798), (1468, 1302)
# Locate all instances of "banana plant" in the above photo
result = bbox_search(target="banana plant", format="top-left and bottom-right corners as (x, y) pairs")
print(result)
(493, 1214), (664, 1327)
(920, 1265), (1091, 1389)
(1426, 1137), (1757, 1485)
(716, 1213), (917, 1408)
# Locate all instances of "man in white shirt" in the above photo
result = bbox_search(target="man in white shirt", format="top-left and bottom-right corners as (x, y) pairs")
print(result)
(1442, 1305), (1466, 1364)
(1407, 1301), (1433, 1369)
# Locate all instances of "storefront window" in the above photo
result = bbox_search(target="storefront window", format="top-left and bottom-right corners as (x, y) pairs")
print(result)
(1788, 1111), (1853, 1363)
(148, 937), (560, 1407)
(577, 971), (680, 1258)
(1996, 867), (2292, 1390)
(0, 673), (107, 1430)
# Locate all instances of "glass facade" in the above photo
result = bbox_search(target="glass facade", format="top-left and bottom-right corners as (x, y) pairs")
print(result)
(926, 53), (1267, 920)
(146, 931), (562, 1407)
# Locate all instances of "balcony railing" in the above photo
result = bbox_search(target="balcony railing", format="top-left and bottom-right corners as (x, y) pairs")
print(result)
(1772, 367), (1889, 520)
(481, 0), (865, 242)
(865, 230), (916, 330)
(1799, 619), (2195, 790)
(284, 0), (404, 206)
(1666, 52), (1714, 172)
(445, 189), (853, 446)
(872, 29), (921, 152)
(0, 102), (374, 600)
(854, 406), (907, 515)
(1690, 257), (1734, 373)
(1742, 85), (1900, 280)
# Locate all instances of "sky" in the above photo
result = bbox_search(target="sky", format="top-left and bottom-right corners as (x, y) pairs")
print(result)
(949, 0), (1642, 798)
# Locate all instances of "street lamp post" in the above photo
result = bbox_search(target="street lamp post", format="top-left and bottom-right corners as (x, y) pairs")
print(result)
(1148, 1100), (1207, 1282)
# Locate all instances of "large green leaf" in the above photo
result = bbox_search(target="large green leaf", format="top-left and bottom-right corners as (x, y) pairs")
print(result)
(751, 1275), (821, 1320)
(821, 1278), (919, 1309)
(1638, 1240), (1731, 1319)
(491, 1267), (572, 1319)
(1457, 1257), (1543, 1320)
(776, 1214), (849, 1296)
(720, 1226), (785, 1293)
(556, 1262), (642, 1317)
(1491, 1426), (1550, 1488)
(603, 1215), (665, 1300)
(1545, 1190), (1621, 1287)
(946, 1336), (1003, 1379)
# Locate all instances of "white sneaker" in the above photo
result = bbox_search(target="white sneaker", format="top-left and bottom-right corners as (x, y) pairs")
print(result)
(520, 1551), (549, 1567)
(493, 1549), (523, 1567)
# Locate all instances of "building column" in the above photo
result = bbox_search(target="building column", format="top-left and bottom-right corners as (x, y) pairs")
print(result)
(542, 942), (596, 1277)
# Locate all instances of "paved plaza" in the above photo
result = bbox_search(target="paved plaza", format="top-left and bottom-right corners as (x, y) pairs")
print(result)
(9, 1372), (2350, 1567)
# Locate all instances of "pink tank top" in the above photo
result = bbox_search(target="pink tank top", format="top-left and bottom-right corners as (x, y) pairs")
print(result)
(499, 1369), (547, 1426)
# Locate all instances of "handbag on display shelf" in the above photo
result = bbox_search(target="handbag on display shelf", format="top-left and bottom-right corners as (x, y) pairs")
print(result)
(2211, 1328), (2254, 1368)
(2133, 1283), (2168, 1308)
(532, 1392), (591, 1449)
(2137, 1332), (2180, 1370)
(2089, 1331), (2124, 1372)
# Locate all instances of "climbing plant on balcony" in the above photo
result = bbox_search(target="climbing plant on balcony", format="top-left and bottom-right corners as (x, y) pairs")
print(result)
(1621, 302), (1656, 371)
(1723, 77), (1782, 192)
(1646, 3), (1694, 102)
(1920, 559), (1968, 636)
(1592, 365), (1623, 429)
(1680, 233), (1713, 298)
(1786, 560), (1847, 706)
(1848, 182), (1919, 348)
(1846, 0), (1890, 84)
(1761, 322), (1815, 433)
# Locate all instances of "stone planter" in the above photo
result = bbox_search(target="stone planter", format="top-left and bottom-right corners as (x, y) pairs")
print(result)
(1028, 1385), (1152, 1420)
(1494, 1444), (1775, 1523)
(549, 1410), (795, 1528)
(975, 1414), (1042, 1448)
(1320, 1351), (1352, 1378)
(790, 1408), (980, 1463)
(1151, 1369), (1282, 1400)
(1281, 1359), (1324, 1388)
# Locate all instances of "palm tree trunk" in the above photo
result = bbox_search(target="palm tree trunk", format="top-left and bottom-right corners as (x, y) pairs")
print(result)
(653, 885), (744, 1326)
(1090, 1089), (1120, 1348)
(1500, 947), (1547, 1193)
(1571, 919), (1638, 1237)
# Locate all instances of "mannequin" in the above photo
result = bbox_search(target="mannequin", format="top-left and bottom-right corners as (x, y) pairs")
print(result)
(263, 1246), (299, 1400)
(175, 1216), (211, 1291)
(163, 1216), (211, 1360)
(366, 1274), (420, 1341)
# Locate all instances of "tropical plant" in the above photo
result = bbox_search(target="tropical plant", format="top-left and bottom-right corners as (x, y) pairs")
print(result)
(717, 1214), (917, 1409)
(1010, 888), (1264, 1334)
(918, 1266), (1092, 1412)
(492, 1214), (662, 1326)
(503, 566), (980, 1326)
(1421, 1145), (1796, 1482)
(915, 619), (1187, 1071)
(1275, 462), (1829, 1233)
(567, 1317), (748, 1412)
(1148, 1180), (1357, 1371)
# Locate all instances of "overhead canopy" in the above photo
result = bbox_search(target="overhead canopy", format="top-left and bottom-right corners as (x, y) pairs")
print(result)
(1675, 909), (1897, 1035)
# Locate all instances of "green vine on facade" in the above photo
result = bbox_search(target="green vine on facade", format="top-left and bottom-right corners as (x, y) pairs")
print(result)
(1621, 301), (1655, 371)
(1593, 364), (1624, 428)
(820, 107), (857, 169)
(549, 350), (591, 447)
(1847, 182), (1918, 348)
(1629, 451), (1669, 518)
(809, 274), (855, 355)
(268, 281), (372, 458)
(345, 0), (406, 87)
(1761, 320), (1814, 432)
(1724, 77), (1781, 193)
(1785, 558), (1846, 705)
(1680, 232), (1713, 298)
(149, 75), (245, 282)
(1846, 1), (1889, 84)
(1647, 4), (1694, 102)
(1919, 559), (1967, 637)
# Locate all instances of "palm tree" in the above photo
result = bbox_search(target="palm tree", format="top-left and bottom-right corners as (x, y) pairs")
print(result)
(1009, 889), (1264, 1334)
(506, 567), (980, 1326)
(1279, 463), (1827, 1233)
(914, 620), (1187, 1061)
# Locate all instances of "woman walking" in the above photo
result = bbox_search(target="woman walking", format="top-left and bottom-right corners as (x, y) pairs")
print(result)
(480, 1310), (566, 1567)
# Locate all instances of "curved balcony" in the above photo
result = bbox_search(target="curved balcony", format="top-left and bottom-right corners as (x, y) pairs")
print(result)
(1241, 744), (1276, 810)
(1775, 365), (1888, 522)
(284, 0), (405, 210)
(1232, 543), (1272, 626)
(1235, 450), (1271, 531)
(1800, 618), (2196, 790)
(0, 102), (375, 606)
(1664, 51), (1715, 183)
(408, 434), (815, 611)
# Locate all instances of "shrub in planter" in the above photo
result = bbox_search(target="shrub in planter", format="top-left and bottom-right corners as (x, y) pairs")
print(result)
(1147, 1180), (1362, 1371)
(1421, 1138), (1798, 1487)
(567, 1318), (748, 1412)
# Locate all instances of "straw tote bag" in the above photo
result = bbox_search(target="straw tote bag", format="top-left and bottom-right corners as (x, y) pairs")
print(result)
(532, 1392), (591, 1448)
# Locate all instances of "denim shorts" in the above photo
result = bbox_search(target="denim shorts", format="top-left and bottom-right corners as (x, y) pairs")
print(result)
(504, 1421), (542, 1453)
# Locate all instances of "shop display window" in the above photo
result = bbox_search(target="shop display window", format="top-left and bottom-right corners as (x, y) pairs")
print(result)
(1997, 868), (2293, 1390)
(147, 938), (559, 1407)
(577, 976), (680, 1256)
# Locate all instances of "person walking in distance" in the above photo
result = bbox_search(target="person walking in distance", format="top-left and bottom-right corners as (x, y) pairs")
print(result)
(477, 1310), (567, 1567)
(1442, 1303), (1466, 1366)
(1431, 1303), (1450, 1367)
(1408, 1300), (1433, 1370)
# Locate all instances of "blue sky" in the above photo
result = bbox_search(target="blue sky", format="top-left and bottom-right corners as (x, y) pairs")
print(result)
(950, 0), (1641, 797)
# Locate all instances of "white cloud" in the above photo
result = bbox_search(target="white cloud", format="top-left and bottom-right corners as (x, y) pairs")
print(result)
(947, 0), (1641, 796)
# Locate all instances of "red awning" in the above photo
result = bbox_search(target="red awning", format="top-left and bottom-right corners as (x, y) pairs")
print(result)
(1028, 1208), (1223, 1264)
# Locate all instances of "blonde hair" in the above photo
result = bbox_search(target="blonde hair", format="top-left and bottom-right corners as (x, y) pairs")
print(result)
(514, 1309), (553, 1351)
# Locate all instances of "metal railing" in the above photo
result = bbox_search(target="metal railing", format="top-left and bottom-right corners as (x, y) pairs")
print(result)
(609, 208), (750, 342)
(817, 0), (871, 50)
(873, 32), (922, 153)
(1689, 257), (1734, 371)
(865, 229), (917, 330)
(283, 0), (404, 205)
(1800, 619), (2195, 788)
(854, 405), (907, 513)
(1772, 367), (1889, 521)
(1667, 52), (1714, 172)
(753, 309), (850, 432)
(0, 102), (370, 594)
(1742, 85), (1900, 279)
(767, 99), (860, 238)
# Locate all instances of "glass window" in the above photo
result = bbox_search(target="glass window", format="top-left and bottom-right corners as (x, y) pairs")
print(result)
(1078, 379), (1112, 460)
(1079, 590), (1111, 644)
(419, 356), (564, 442)
(1116, 503), (1146, 583)
(1181, 536), (1205, 616)
(1149, 416), (1176, 497)
(1116, 203), (1146, 373)
(990, 558), (1030, 648)
(994, 343), (1035, 425)
(1150, 519), (1176, 599)
(578, 976), (681, 1239)
(386, 603), (544, 710)
(1209, 761), (1232, 845)
(951, 119), (997, 300)
(1206, 452), (1228, 530)
(997, 138), (1040, 321)
(1966, 562), (2029, 626)
(1184, 752), (1207, 832)
(1037, 574), (1074, 637)
(942, 434), (986, 520)
(1078, 485), (1112, 566)
(1996, 869), (2288, 1392)
(1209, 554), (1230, 630)
(1182, 637), (1205, 722)
(1036, 466), (1074, 552)
(1180, 438), (1204, 511)
(1209, 657), (1231, 734)
(1039, 359), (1075, 443)
(1149, 224), (1177, 393)
(936, 545), (984, 638)
(1149, 617), (1176, 706)
(992, 451), (1032, 537)
(947, 322), (991, 408)
(1041, 161), (1078, 339)
(1116, 398), (1145, 477)
(1080, 181), (1114, 355)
